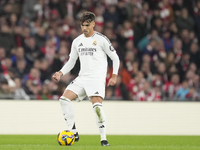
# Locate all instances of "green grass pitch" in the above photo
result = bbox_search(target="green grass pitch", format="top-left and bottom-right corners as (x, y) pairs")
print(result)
(0, 135), (200, 150)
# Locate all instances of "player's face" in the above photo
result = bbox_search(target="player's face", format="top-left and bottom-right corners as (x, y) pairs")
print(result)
(81, 21), (95, 37)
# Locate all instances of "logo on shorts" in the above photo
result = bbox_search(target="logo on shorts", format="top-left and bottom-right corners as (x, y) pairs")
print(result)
(78, 43), (83, 47)
(95, 91), (99, 94)
(92, 41), (97, 46)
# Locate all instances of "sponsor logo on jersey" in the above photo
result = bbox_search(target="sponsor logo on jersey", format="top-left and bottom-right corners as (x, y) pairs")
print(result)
(92, 41), (97, 46)
(78, 47), (97, 56)
(78, 48), (96, 52)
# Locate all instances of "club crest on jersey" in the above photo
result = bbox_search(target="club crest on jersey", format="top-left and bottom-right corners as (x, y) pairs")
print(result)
(92, 41), (97, 46)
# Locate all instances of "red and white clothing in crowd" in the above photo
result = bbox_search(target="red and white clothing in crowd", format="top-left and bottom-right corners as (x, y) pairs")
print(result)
(125, 59), (132, 73)
(173, 48), (182, 63)
(152, 78), (163, 87)
(127, 79), (145, 100)
(141, 1), (153, 19)
(123, 21), (134, 41)
(95, 16), (104, 27)
(40, 41), (56, 65)
(62, 23), (72, 36)
(2, 72), (16, 88)
(44, 47), (55, 65)
(61, 15), (76, 36)
(136, 90), (154, 101)
(124, 28), (134, 41)
(152, 73), (168, 87)
(33, 1), (51, 20)
(180, 60), (190, 72)
(159, 0), (174, 22)
(142, 9), (152, 19)
(185, 91), (199, 100)
(160, 5), (170, 21)
(162, 82), (181, 98)
(114, 86), (121, 98)
(135, 89), (161, 101)
(154, 91), (162, 101)
(0, 58), (7, 74)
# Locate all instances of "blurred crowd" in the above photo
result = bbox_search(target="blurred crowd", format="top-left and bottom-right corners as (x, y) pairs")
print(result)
(0, 0), (200, 101)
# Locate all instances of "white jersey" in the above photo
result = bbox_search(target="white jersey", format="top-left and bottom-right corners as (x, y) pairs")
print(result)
(60, 31), (119, 81)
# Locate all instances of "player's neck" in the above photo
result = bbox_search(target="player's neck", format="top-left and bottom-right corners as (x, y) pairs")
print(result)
(84, 30), (95, 37)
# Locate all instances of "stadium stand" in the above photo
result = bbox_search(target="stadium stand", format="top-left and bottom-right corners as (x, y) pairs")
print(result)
(0, 0), (199, 101)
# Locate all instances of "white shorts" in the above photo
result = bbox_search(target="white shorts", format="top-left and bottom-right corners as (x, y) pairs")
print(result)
(66, 76), (106, 101)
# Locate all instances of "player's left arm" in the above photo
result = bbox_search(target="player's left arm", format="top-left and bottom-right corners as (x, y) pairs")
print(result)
(102, 39), (120, 86)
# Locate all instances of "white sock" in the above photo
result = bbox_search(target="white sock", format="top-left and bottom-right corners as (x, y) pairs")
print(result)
(93, 103), (107, 141)
(59, 96), (77, 134)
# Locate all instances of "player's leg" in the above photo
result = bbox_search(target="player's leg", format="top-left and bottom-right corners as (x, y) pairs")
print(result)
(59, 90), (79, 141)
(91, 96), (110, 146)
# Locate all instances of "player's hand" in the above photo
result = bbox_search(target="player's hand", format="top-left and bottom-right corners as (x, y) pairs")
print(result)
(52, 71), (63, 82)
(107, 74), (117, 86)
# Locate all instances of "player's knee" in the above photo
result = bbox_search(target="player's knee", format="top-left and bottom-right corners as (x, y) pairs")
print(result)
(63, 90), (77, 100)
(91, 96), (102, 104)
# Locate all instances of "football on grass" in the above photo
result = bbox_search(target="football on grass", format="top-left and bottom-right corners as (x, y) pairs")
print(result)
(57, 130), (75, 146)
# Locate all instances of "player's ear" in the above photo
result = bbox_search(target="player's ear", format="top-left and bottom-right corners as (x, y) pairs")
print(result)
(92, 21), (95, 27)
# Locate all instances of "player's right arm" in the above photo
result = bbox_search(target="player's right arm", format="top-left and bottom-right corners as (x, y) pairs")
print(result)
(52, 40), (78, 82)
